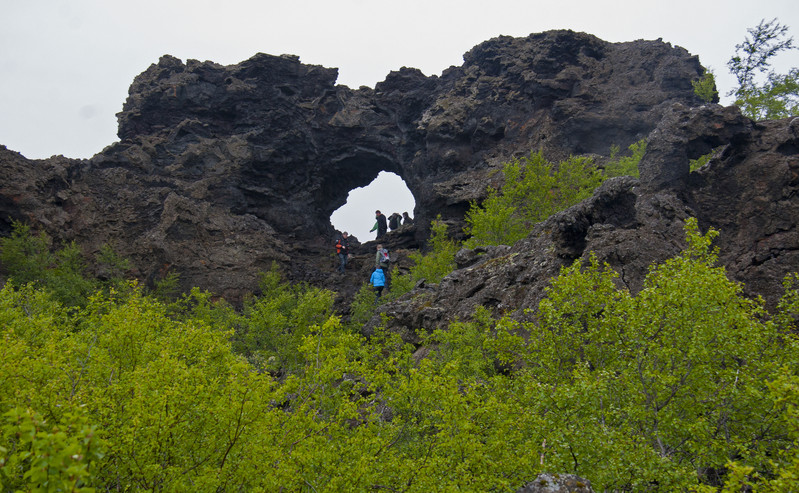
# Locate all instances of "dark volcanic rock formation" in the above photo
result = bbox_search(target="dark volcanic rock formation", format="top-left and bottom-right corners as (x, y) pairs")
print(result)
(0, 30), (718, 302)
(371, 105), (799, 341)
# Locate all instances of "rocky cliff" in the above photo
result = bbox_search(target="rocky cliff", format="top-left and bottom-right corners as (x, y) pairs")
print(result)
(373, 104), (799, 341)
(7, 29), (791, 317)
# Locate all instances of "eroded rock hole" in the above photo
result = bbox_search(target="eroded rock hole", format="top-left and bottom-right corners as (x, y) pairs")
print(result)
(330, 171), (415, 242)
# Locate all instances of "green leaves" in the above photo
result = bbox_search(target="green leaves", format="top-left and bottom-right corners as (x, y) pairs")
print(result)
(465, 151), (604, 247)
(692, 68), (719, 103)
(605, 138), (647, 178)
(517, 219), (799, 489)
(0, 407), (105, 493)
(728, 19), (799, 120)
(387, 217), (458, 300)
(1, 217), (798, 490)
(0, 221), (132, 307)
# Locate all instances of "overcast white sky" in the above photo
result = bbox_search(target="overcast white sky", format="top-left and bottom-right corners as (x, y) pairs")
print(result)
(2, 0), (797, 240)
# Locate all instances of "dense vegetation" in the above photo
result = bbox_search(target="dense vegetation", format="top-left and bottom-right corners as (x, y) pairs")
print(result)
(2, 212), (798, 492)
(463, 151), (605, 248)
(2, 23), (798, 486)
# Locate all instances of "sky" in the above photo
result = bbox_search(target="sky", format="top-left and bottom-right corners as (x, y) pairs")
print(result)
(2, 0), (797, 239)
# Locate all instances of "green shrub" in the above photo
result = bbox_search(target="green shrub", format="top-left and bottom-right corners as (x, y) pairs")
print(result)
(692, 68), (719, 103)
(388, 217), (458, 300)
(233, 264), (335, 374)
(1, 217), (798, 491)
(0, 407), (105, 492)
(728, 19), (799, 120)
(464, 151), (604, 247)
(348, 282), (382, 325)
(0, 221), (54, 285)
(605, 138), (647, 178)
(0, 222), (96, 307)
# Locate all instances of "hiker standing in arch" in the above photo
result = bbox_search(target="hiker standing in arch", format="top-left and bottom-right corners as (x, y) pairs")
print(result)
(335, 232), (350, 272)
(370, 210), (387, 239)
(402, 212), (414, 225)
(388, 212), (402, 230)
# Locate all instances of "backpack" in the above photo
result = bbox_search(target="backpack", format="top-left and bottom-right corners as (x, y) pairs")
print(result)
(379, 249), (390, 265)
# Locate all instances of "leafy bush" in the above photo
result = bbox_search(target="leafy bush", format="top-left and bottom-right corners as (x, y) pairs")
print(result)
(233, 264), (334, 374)
(387, 217), (458, 299)
(605, 138), (647, 178)
(728, 19), (799, 120)
(1, 218), (798, 491)
(348, 281), (382, 325)
(464, 151), (604, 247)
(692, 68), (719, 103)
(0, 221), (53, 285)
(515, 218), (799, 489)
(0, 407), (105, 493)
(0, 221), (97, 307)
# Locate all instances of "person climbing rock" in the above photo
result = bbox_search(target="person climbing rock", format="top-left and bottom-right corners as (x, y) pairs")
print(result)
(335, 232), (350, 272)
(375, 243), (390, 270)
(370, 266), (386, 301)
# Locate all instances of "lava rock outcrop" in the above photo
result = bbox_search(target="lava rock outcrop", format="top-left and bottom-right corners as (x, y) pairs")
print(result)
(371, 105), (799, 341)
(1, 30), (713, 300)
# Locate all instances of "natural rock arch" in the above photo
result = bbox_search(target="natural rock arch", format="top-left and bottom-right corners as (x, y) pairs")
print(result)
(0, 30), (708, 298)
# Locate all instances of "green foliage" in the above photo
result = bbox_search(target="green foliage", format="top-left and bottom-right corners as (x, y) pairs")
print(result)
(465, 151), (604, 247)
(95, 243), (131, 293)
(0, 407), (105, 492)
(1, 217), (798, 491)
(518, 218), (799, 489)
(0, 221), (53, 285)
(424, 306), (523, 381)
(388, 217), (458, 299)
(693, 68), (719, 103)
(149, 270), (181, 303)
(0, 221), (97, 307)
(233, 264), (334, 374)
(47, 242), (97, 307)
(605, 138), (647, 178)
(349, 282), (382, 325)
(698, 368), (799, 492)
(728, 19), (799, 120)
(690, 150), (715, 172)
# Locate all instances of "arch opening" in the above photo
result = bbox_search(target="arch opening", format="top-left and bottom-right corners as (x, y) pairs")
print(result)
(330, 171), (415, 243)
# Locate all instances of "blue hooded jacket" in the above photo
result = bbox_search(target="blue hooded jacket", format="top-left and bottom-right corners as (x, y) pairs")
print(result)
(370, 268), (386, 287)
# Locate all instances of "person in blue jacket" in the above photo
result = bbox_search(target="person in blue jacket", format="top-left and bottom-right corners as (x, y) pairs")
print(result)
(369, 267), (386, 301)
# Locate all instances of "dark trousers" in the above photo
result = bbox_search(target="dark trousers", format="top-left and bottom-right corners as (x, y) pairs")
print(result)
(338, 253), (348, 272)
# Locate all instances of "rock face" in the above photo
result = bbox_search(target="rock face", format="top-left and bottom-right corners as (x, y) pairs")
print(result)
(0, 30), (727, 303)
(372, 105), (799, 341)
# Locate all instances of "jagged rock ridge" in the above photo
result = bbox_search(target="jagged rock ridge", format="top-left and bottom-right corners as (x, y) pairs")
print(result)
(372, 105), (799, 340)
(1, 29), (754, 307)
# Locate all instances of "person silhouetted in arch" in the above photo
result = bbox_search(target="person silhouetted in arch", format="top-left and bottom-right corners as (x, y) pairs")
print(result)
(388, 212), (402, 230)
(370, 210), (387, 239)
